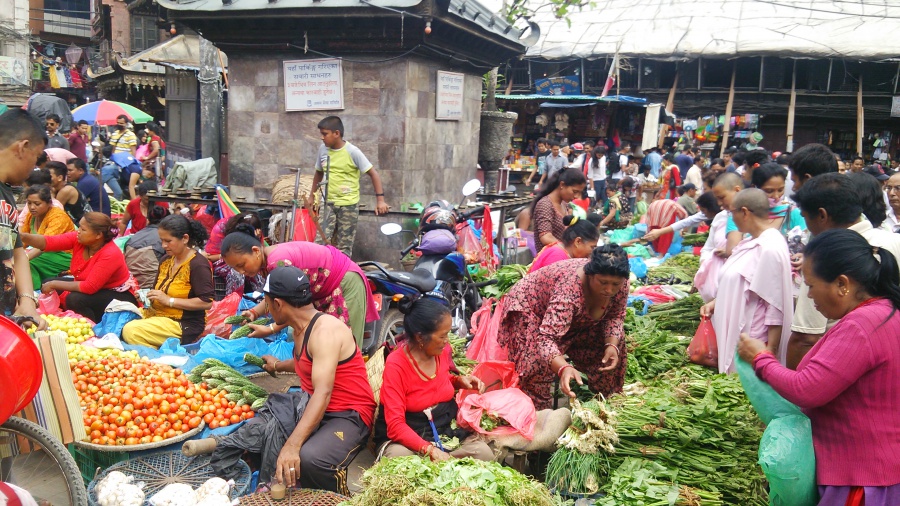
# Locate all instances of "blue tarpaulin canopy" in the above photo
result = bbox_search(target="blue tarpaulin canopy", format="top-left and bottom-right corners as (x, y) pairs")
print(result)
(495, 94), (647, 104)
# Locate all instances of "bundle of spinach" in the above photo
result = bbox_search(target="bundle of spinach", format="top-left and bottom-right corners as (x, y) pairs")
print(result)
(479, 264), (528, 298)
(595, 458), (723, 506)
(646, 294), (704, 335)
(624, 310), (689, 384)
(449, 333), (477, 375)
(479, 412), (509, 432)
(339, 456), (565, 506)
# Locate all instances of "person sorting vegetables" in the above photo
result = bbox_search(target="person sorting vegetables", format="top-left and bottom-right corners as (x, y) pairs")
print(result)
(21, 184), (75, 289)
(496, 244), (629, 410)
(528, 214), (600, 273)
(259, 266), (376, 493)
(374, 296), (492, 462)
(737, 229), (900, 506)
(530, 168), (586, 254)
(21, 212), (138, 323)
(204, 212), (267, 296)
(219, 226), (378, 346)
(122, 214), (214, 347)
(701, 189), (793, 373)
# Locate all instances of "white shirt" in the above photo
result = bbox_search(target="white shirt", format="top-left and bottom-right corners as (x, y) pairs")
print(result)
(685, 165), (704, 192)
(587, 155), (607, 181)
(612, 154), (627, 179)
(883, 192), (899, 232)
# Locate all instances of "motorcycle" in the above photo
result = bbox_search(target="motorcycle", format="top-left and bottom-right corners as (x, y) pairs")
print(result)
(359, 180), (497, 354)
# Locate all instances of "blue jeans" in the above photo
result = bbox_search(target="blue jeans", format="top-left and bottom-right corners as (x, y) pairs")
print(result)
(594, 179), (608, 206)
(101, 164), (123, 200)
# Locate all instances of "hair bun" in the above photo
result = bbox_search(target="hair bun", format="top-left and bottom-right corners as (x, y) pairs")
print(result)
(563, 215), (578, 227)
(233, 222), (258, 238)
(396, 295), (418, 315)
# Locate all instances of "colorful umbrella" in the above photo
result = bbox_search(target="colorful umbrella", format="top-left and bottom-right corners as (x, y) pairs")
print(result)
(72, 100), (153, 126)
(216, 185), (240, 221)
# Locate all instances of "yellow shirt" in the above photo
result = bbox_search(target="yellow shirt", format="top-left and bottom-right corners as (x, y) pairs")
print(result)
(315, 141), (372, 206)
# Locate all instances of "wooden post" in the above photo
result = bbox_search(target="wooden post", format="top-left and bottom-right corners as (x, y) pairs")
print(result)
(857, 75), (864, 156)
(199, 36), (222, 176)
(658, 69), (679, 148)
(786, 60), (797, 152)
(720, 63), (736, 158)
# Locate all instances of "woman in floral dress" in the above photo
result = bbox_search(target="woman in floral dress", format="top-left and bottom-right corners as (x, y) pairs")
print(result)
(497, 245), (630, 410)
(219, 225), (378, 346)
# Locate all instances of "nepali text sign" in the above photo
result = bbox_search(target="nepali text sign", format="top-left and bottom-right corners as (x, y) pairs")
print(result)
(283, 58), (344, 112)
(436, 71), (465, 120)
(534, 76), (581, 96)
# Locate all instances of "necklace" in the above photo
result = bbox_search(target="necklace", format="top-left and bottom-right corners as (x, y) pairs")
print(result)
(404, 345), (437, 380)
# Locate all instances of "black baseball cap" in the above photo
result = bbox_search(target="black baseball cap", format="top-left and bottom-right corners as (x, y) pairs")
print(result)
(263, 266), (311, 299)
(863, 165), (889, 181)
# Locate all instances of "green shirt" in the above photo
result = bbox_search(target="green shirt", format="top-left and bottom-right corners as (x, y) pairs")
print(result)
(315, 141), (372, 206)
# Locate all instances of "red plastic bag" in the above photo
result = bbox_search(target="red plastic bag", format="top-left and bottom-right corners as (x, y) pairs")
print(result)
(38, 292), (60, 315)
(687, 316), (718, 368)
(457, 388), (537, 440)
(203, 292), (243, 338)
(466, 297), (508, 363)
(293, 209), (317, 242)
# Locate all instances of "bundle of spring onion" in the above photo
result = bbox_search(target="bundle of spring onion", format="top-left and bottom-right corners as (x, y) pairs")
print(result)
(665, 253), (701, 275)
(545, 399), (618, 496)
(449, 333), (477, 375)
(339, 456), (564, 506)
(646, 294), (704, 335)
(604, 365), (767, 506)
(681, 232), (709, 246)
(623, 309), (689, 383)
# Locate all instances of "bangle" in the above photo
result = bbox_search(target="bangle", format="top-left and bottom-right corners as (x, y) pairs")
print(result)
(169, 297), (174, 308)
(557, 364), (573, 379)
(605, 343), (620, 355)
(375, 193), (385, 197)
(248, 309), (258, 320)
(269, 323), (275, 333)
(18, 293), (38, 305)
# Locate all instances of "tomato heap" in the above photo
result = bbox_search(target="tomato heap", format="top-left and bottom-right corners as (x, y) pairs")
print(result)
(72, 355), (255, 446)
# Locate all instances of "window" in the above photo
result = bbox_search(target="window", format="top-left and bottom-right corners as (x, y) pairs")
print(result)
(44, 0), (90, 20)
(130, 15), (158, 54)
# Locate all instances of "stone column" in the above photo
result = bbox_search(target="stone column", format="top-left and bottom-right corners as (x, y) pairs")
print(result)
(478, 110), (517, 193)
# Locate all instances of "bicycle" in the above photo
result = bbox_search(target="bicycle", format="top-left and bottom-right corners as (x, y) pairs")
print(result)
(1, 315), (88, 506)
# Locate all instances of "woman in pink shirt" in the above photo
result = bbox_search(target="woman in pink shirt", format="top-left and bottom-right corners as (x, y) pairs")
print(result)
(739, 228), (900, 506)
(528, 213), (601, 273)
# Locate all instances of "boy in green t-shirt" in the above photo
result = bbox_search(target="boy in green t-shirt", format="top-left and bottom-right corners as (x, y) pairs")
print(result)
(307, 116), (389, 256)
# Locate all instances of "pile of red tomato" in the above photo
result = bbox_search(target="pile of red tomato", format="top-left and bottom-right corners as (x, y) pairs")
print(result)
(72, 356), (255, 446)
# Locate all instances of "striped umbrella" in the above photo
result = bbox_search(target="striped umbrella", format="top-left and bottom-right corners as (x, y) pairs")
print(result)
(216, 186), (240, 221)
(72, 100), (153, 126)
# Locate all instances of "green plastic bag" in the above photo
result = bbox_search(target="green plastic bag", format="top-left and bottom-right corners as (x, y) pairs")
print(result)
(759, 415), (818, 506)
(735, 354), (802, 425)
(608, 226), (635, 244)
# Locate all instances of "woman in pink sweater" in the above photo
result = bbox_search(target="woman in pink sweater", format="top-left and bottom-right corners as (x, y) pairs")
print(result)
(738, 228), (900, 506)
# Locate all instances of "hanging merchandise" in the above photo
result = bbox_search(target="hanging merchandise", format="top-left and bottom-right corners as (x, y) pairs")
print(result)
(61, 66), (72, 88)
(48, 65), (60, 88)
(31, 62), (42, 81)
(69, 66), (83, 88)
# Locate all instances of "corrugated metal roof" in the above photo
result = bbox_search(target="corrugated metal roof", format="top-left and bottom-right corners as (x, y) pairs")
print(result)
(157, 0), (420, 13)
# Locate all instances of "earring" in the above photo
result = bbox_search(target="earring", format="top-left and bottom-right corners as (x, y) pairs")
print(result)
(840, 288), (849, 296)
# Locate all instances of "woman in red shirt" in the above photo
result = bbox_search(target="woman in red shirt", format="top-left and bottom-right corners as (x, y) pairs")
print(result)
(119, 182), (165, 236)
(22, 212), (137, 322)
(373, 297), (492, 462)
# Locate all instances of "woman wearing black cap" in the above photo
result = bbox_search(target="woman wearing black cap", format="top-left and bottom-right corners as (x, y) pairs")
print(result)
(260, 266), (376, 494)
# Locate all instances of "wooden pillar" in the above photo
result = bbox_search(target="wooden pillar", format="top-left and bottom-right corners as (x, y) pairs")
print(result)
(658, 69), (679, 148)
(720, 63), (736, 158)
(199, 36), (222, 178)
(857, 75), (864, 156)
(786, 60), (797, 152)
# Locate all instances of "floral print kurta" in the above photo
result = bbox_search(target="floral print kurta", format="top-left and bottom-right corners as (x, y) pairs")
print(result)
(497, 258), (628, 409)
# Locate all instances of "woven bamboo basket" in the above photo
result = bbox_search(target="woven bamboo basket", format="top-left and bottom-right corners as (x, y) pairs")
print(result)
(239, 489), (349, 506)
(271, 174), (316, 205)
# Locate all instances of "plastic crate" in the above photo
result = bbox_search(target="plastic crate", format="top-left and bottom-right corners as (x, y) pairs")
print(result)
(68, 444), (131, 486)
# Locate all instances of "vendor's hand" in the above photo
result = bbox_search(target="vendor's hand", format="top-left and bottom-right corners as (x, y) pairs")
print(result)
(456, 375), (485, 393)
(375, 198), (389, 216)
(16, 305), (47, 331)
(790, 253), (804, 270)
(248, 323), (274, 338)
(40, 280), (58, 295)
(261, 354), (279, 374)
(147, 290), (168, 302)
(700, 300), (715, 318)
(599, 345), (619, 372)
(558, 366), (583, 400)
(737, 333), (767, 364)
(642, 229), (664, 242)
(713, 248), (730, 259)
(525, 177), (532, 186)
(428, 447), (453, 462)
(240, 309), (258, 320)
(275, 442), (301, 487)
(305, 195), (316, 211)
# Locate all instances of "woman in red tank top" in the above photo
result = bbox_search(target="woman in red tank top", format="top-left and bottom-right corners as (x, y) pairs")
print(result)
(259, 266), (375, 494)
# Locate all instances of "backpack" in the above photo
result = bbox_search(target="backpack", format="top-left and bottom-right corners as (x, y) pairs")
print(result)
(607, 152), (621, 175)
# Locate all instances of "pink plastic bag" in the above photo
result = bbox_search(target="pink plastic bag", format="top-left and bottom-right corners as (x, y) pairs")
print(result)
(631, 285), (677, 304)
(203, 292), (243, 338)
(466, 297), (508, 363)
(687, 316), (718, 368)
(38, 292), (60, 315)
(457, 388), (537, 440)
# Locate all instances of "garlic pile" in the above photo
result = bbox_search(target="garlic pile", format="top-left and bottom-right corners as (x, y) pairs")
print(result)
(95, 471), (145, 506)
(149, 484), (196, 506)
(147, 478), (237, 506)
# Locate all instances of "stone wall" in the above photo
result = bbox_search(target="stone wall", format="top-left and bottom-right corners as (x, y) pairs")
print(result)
(225, 52), (484, 262)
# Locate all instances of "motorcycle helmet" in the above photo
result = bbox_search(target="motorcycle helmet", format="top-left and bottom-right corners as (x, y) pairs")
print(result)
(420, 200), (457, 232)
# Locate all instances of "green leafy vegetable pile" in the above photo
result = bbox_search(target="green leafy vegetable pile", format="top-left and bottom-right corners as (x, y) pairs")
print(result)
(595, 458), (724, 506)
(646, 254), (701, 285)
(449, 333), (477, 375)
(646, 294), (704, 335)
(681, 232), (709, 246)
(477, 264), (528, 299)
(624, 308), (689, 384)
(339, 456), (564, 506)
(545, 399), (618, 496)
(479, 412), (509, 432)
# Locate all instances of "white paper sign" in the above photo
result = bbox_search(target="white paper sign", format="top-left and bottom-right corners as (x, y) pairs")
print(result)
(892, 96), (900, 118)
(436, 71), (465, 121)
(283, 58), (344, 112)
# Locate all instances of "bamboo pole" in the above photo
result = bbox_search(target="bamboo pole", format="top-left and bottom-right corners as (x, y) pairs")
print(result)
(658, 70), (680, 148)
(857, 75), (864, 156)
(786, 60), (797, 152)
(720, 63), (736, 158)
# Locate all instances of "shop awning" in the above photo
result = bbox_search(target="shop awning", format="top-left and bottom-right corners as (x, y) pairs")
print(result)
(496, 94), (647, 104)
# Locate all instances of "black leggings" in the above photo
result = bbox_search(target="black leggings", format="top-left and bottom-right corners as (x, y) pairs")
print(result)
(63, 289), (137, 323)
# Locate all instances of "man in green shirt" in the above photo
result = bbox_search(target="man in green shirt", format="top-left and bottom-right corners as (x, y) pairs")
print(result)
(307, 116), (389, 257)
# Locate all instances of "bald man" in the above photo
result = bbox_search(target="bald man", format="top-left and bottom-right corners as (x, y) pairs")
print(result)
(700, 188), (793, 373)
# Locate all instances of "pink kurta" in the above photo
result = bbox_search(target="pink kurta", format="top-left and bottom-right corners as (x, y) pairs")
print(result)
(712, 228), (793, 373)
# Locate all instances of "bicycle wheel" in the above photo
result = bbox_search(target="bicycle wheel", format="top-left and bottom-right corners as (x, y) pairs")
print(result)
(0, 416), (88, 506)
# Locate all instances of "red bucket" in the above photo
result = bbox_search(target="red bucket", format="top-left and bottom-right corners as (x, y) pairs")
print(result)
(0, 316), (43, 423)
